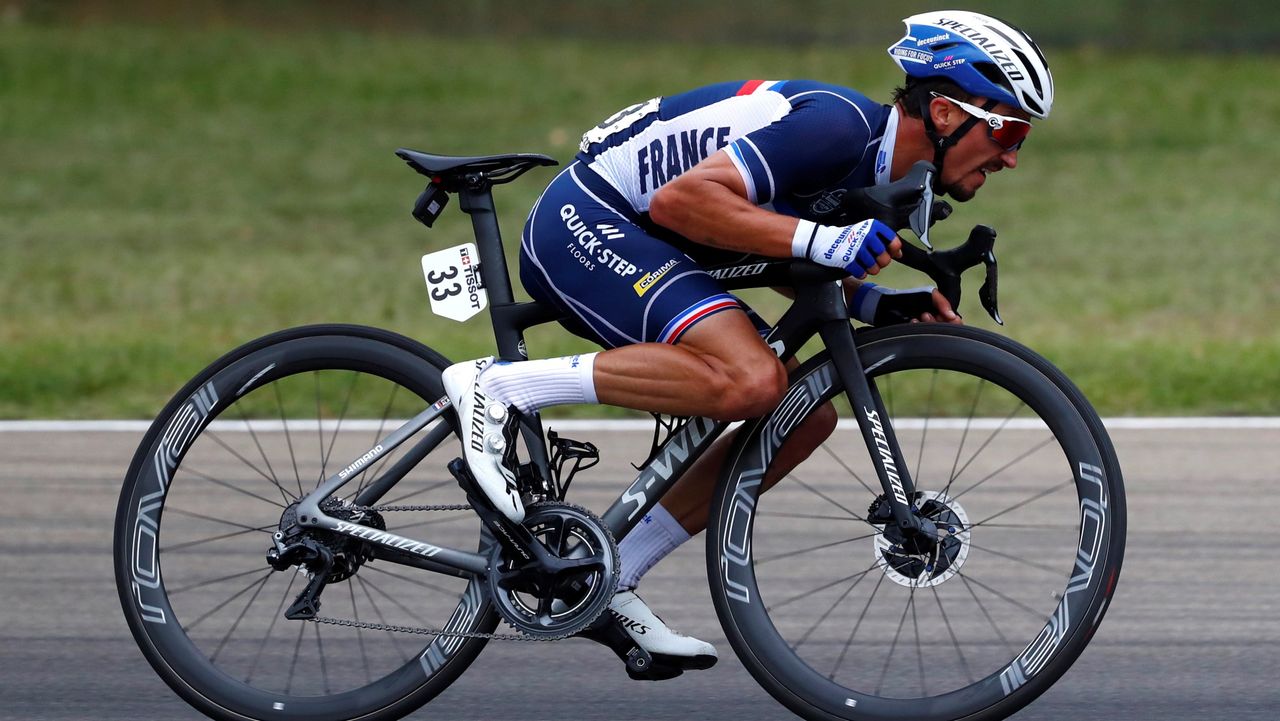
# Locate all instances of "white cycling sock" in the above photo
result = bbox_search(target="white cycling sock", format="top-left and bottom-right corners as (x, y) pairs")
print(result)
(478, 353), (599, 414)
(617, 502), (691, 591)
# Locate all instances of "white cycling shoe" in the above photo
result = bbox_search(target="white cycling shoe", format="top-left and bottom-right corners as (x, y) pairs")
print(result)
(441, 357), (524, 523)
(608, 591), (718, 676)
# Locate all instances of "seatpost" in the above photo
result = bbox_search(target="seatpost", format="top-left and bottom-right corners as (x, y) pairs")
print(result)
(457, 174), (524, 360)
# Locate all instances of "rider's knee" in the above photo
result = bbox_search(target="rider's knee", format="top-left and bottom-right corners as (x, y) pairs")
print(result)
(707, 357), (788, 420)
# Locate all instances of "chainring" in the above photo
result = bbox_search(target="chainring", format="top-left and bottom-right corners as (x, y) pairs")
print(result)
(486, 502), (619, 640)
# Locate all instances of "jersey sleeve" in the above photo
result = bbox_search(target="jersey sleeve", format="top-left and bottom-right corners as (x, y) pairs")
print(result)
(724, 91), (876, 205)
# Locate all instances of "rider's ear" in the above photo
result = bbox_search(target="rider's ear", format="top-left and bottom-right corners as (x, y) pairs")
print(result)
(929, 96), (953, 131)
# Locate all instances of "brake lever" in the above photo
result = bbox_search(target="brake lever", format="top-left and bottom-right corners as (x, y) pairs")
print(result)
(896, 225), (1003, 325)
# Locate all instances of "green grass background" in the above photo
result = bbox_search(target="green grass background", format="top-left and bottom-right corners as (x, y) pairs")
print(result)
(2, 22), (1277, 418)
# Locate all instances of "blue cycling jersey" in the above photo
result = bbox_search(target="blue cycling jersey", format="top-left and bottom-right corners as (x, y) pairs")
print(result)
(520, 79), (900, 348)
(573, 79), (897, 262)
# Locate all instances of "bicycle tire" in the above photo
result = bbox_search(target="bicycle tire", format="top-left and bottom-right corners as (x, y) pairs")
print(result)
(114, 324), (498, 721)
(707, 323), (1125, 721)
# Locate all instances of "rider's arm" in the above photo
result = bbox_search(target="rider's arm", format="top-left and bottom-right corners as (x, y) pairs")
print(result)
(648, 151), (796, 256)
(650, 152), (900, 277)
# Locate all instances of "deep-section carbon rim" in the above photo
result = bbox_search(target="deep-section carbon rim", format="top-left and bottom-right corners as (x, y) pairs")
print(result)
(114, 326), (496, 721)
(709, 325), (1124, 721)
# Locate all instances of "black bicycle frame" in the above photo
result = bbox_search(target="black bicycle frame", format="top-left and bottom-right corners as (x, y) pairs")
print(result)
(294, 178), (924, 580)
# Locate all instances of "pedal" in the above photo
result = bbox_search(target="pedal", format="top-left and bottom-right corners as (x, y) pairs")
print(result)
(576, 610), (686, 681)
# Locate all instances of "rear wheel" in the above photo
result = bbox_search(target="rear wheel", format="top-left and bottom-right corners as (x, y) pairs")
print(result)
(114, 325), (496, 721)
(708, 324), (1125, 721)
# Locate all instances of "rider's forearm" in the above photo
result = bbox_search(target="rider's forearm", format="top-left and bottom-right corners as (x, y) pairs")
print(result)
(650, 179), (797, 256)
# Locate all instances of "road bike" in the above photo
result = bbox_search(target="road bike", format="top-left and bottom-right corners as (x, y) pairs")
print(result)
(115, 149), (1125, 721)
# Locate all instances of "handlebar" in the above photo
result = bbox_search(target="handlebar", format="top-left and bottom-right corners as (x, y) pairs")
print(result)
(838, 161), (1004, 325)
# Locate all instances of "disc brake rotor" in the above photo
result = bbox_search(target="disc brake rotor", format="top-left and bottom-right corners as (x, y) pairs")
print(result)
(873, 490), (971, 587)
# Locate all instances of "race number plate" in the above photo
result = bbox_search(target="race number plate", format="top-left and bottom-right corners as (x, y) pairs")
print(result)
(421, 243), (487, 322)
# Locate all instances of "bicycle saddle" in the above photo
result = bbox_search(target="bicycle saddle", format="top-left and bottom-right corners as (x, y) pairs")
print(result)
(396, 148), (557, 187)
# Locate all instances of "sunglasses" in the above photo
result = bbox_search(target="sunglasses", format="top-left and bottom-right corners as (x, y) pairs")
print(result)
(931, 92), (1032, 151)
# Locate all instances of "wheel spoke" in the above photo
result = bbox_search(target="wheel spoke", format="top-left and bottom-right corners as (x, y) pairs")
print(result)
(168, 566), (273, 596)
(320, 371), (359, 486)
(285, 617), (306, 695)
(246, 571), (299, 684)
(959, 573), (1017, 656)
(956, 569), (1049, 621)
(793, 558), (879, 649)
(204, 431), (283, 494)
(913, 370), (939, 488)
(942, 379), (986, 499)
(361, 574), (438, 628)
(274, 381), (305, 498)
(314, 621), (332, 696)
(180, 463), (289, 508)
(875, 586), (916, 695)
(947, 400), (1028, 492)
(163, 524), (276, 553)
(966, 538), (1069, 576)
(931, 584), (974, 684)
(362, 563), (464, 600)
(818, 444), (880, 501)
(356, 577), (411, 664)
(768, 562), (880, 612)
(349, 582), (373, 685)
(754, 531), (880, 565)
(356, 383), (401, 498)
(969, 479), (1075, 527)
(163, 506), (276, 534)
(235, 403), (286, 502)
(911, 586), (926, 696)
(181, 569), (276, 632)
(210, 572), (273, 663)
(788, 474), (873, 526)
(950, 435), (1058, 501)
(830, 571), (886, 681)
(761, 511), (868, 522)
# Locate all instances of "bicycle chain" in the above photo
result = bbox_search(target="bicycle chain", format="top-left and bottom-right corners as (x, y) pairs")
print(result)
(306, 501), (566, 642)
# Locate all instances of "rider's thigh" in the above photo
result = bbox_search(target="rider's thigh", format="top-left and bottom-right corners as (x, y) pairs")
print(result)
(678, 310), (787, 419)
(520, 162), (769, 349)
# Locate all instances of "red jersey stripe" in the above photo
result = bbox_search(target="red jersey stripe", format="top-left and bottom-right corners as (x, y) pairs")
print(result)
(736, 79), (765, 96)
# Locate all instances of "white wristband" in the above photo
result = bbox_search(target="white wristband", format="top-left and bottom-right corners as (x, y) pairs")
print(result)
(791, 219), (819, 258)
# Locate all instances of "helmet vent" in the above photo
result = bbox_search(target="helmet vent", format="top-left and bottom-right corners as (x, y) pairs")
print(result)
(973, 62), (1013, 94)
(1020, 93), (1044, 117)
(1012, 48), (1043, 95)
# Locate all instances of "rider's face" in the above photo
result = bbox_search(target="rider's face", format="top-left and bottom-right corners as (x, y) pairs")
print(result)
(936, 98), (1028, 202)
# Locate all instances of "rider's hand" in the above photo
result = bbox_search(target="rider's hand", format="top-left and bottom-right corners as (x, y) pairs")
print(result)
(850, 284), (962, 326)
(913, 289), (962, 325)
(794, 219), (900, 278)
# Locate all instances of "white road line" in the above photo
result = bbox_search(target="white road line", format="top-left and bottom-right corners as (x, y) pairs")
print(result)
(1, 418), (1278, 433)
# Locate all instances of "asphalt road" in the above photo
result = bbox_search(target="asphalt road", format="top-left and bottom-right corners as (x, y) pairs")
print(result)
(1, 426), (1277, 721)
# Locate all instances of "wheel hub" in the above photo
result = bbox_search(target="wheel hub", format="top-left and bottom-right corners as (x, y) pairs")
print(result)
(873, 491), (971, 587)
(268, 498), (385, 583)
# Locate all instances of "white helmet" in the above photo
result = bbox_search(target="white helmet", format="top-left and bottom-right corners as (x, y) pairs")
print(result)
(888, 10), (1054, 118)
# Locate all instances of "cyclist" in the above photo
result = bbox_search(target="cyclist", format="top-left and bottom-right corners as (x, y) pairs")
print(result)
(442, 10), (1053, 678)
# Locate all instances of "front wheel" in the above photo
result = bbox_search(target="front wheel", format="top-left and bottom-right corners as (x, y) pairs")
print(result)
(708, 324), (1125, 721)
(114, 324), (497, 721)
